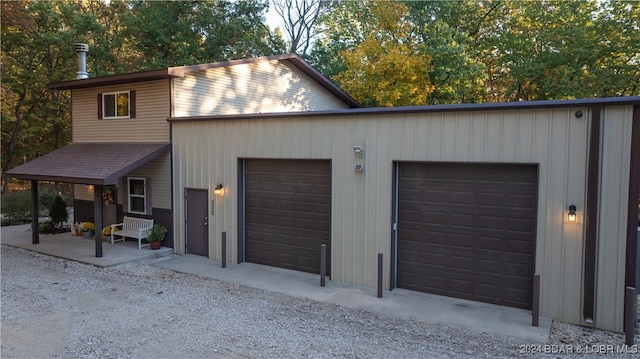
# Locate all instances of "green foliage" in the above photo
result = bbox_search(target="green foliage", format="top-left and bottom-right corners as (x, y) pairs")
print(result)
(49, 195), (68, 227)
(312, 0), (640, 105)
(333, 2), (434, 107)
(39, 220), (70, 234)
(147, 224), (167, 242)
(120, 0), (284, 68)
(0, 191), (32, 225)
(1, 189), (71, 225)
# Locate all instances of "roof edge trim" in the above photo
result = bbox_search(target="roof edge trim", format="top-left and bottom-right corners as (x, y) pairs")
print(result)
(167, 96), (640, 123)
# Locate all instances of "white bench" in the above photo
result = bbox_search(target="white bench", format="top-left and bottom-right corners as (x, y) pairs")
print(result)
(110, 216), (154, 250)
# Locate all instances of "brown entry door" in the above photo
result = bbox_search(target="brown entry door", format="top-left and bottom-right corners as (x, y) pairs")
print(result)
(244, 159), (331, 275)
(185, 188), (208, 256)
(396, 163), (537, 309)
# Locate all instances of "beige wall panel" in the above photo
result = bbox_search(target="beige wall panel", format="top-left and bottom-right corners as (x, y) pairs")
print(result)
(595, 106), (633, 332)
(125, 152), (172, 210)
(72, 80), (170, 143)
(74, 184), (94, 201)
(173, 61), (349, 117)
(171, 106), (608, 327)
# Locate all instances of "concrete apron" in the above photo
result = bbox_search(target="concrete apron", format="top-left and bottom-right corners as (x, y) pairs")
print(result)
(1, 224), (172, 267)
(154, 254), (552, 342)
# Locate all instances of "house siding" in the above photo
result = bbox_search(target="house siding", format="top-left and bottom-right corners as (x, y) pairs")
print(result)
(74, 153), (171, 211)
(172, 60), (349, 117)
(170, 105), (632, 329)
(72, 80), (171, 142)
(595, 106), (633, 332)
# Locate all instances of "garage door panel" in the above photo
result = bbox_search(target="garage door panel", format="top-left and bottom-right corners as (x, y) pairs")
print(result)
(245, 159), (331, 275)
(397, 162), (537, 309)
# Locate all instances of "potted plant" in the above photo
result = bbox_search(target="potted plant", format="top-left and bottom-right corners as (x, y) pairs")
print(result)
(79, 221), (95, 239)
(147, 224), (167, 250)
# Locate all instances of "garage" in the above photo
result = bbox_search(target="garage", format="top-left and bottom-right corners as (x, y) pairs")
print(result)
(244, 159), (331, 275)
(396, 162), (538, 309)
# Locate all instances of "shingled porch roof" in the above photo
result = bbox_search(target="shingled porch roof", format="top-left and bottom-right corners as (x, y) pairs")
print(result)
(6, 142), (171, 185)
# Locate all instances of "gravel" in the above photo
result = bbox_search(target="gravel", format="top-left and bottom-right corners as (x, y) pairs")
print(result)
(1, 244), (639, 358)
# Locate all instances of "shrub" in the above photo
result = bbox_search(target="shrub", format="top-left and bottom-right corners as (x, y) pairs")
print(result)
(1, 191), (32, 225)
(49, 195), (68, 227)
(39, 220), (70, 234)
(1, 189), (72, 226)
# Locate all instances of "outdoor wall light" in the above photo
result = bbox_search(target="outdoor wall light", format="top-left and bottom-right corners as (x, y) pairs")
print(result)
(567, 204), (577, 223)
(214, 183), (224, 196)
(353, 145), (364, 157)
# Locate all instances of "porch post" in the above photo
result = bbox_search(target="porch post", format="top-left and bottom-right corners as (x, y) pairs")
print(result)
(94, 184), (103, 257)
(31, 180), (39, 244)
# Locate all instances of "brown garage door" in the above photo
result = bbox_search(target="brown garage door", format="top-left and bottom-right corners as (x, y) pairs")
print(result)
(245, 159), (331, 275)
(397, 162), (537, 309)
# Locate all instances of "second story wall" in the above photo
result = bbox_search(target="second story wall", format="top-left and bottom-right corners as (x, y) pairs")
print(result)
(173, 60), (350, 117)
(72, 80), (171, 142)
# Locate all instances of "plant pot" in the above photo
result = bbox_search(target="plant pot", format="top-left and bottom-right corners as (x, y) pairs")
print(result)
(82, 231), (94, 239)
(150, 241), (162, 250)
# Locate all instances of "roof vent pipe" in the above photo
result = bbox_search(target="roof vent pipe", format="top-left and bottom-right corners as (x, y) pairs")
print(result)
(75, 43), (89, 80)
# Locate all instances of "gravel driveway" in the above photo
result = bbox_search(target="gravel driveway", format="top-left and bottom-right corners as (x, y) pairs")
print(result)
(1, 245), (638, 358)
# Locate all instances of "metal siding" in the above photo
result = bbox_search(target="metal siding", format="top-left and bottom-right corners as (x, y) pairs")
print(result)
(595, 106), (633, 332)
(173, 61), (349, 117)
(72, 80), (170, 142)
(172, 107), (603, 327)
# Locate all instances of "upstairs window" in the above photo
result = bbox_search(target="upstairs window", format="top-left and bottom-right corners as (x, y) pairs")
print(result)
(98, 90), (136, 119)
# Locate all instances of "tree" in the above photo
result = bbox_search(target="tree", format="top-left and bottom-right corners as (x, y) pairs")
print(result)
(333, 1), (434, 107)
(474, 0), (639, 101)
(120, 0), (285, 67)
(271, 0), (332, 55)
(50, 195), (69, 228)
(1, 1), (81, 192)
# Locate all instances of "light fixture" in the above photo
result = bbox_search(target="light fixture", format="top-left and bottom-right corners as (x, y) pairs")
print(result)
(214, 183), (224, 196)
(567, 204), (577, 223)
(353, 145), (364, 157)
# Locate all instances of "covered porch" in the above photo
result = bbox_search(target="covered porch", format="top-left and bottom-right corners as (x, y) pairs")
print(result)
(5, 142), (171, 258)
(1, 224), (172, 267)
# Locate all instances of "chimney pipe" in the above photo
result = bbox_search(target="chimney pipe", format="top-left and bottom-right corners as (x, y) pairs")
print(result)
(75, 43), (89, 80)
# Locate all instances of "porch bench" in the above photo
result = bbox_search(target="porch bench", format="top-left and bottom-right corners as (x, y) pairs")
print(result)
(110, 216), (154, 250)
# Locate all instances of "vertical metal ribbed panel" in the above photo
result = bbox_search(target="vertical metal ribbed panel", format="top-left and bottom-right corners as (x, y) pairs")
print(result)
(595, 106), (633, 332)
(171, 105), (633, 331)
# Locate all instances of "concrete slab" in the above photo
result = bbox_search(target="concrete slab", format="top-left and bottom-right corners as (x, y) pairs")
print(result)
(1, 224), (172, 267)
(155, 254), (552, 342)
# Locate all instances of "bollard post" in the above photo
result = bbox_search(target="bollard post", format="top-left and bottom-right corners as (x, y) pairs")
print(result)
(320, 244), (326, 287)
(625, 287), (635, 345)
(532, 274), (540, 327)
(221, 232), (226, 268)
(377, 253), (383, 298)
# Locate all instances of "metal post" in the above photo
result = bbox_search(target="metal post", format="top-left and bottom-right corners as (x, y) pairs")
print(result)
(377, 253), (383, 298)
(30, 180), (39, 244)
(320, 244), (326, 287)
(625, 287), (635, 345)
(532, 274), (540, 327)
(221, 232), (227, 268)
(93, 184), (103, 258)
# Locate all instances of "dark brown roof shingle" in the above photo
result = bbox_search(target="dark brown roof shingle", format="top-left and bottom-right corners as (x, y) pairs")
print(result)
(5, 142), (171, 185)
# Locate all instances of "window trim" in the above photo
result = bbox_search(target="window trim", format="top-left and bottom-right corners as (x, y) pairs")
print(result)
(127, 177), (148, 215)
(101, 91), (131, 119)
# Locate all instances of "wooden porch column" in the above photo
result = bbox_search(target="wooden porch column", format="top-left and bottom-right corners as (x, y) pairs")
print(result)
(31, 180), (39, 244)
(94, 184), (103, 257)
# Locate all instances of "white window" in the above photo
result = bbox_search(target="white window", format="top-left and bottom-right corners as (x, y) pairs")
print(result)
(128, 177), (147, 214)
(101, 91), (130, 119)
